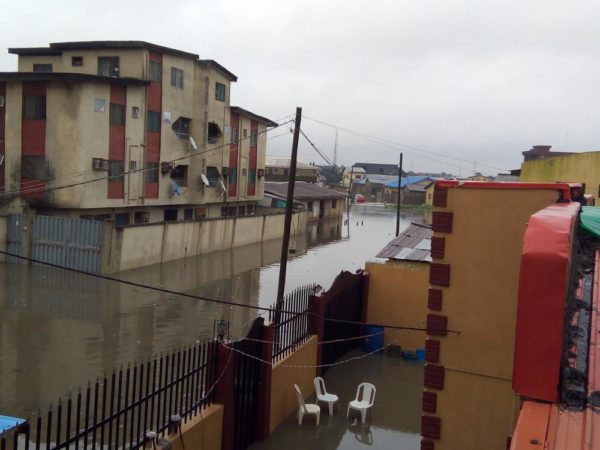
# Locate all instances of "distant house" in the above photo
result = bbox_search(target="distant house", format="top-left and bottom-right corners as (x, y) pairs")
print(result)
(342, 166), (366, 187)
(265, 157), (318, 183)
(263, 181), (347, 221)
(352, 162), (403, 176)
(352, 175), (397, 202)
(382, 176), (432, 205)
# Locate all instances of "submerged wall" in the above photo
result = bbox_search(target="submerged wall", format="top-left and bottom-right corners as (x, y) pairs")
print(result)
(365, 260), (428, 351)
(105, 211), (308, 273)
(167, 404), (224, 450)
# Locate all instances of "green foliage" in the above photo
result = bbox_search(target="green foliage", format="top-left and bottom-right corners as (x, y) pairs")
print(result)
(319, 165), (345, 185)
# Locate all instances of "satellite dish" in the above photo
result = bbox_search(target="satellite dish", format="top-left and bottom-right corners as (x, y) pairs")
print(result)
(189, 136), (198, 151)
(201, 173), (210, 186)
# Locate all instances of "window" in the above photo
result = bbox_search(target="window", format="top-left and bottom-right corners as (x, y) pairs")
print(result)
(115, 213), (130, 227)
(206, 166), (220, 187)
(247, 204), (255, 215)
(147, 111), (161, 132)
(164, 209), (178, 222)
(108, 160), (124, 182)
(0, 95), (5, 107)
(332, 199), (337, 209)
(149, 61), (162, 82)
(21, 156), (47, 179)
(134, 211), (149, 223)
(169, 165), (188, 186)
(208, 122), (222, 144)
(98, 57), (120, 77)
(227, 168), (237, 185)
(23, 95), (46, 119)
(283, 169), (289, 176)
(308, 201), (314, 212)
(238, 206), (246, 216)
(170, 67), (184, 88)
(231, 127), (239, 144)
(194, 208), (206, 220)
(33, 64), (52, 73)
(250, 131), (258, 146)
(172, 117), (191, 138)
(94, 98), (106, 113)
(248, 169), (256, 184)
(221, 206), (229, 217)
(215, 82), (225, 101)
(109, 103), (125, 126)
(184, 208), (193, 220)
(71, 56), (83, 67)
(131, 106), (140, 118)
(144, 162), (159, 183)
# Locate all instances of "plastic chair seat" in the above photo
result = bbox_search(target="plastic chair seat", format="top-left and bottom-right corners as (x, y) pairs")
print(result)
(314, 376), (339, 415)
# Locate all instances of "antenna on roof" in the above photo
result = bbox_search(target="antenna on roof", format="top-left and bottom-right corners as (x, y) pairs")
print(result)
(333, 129), (338, 166)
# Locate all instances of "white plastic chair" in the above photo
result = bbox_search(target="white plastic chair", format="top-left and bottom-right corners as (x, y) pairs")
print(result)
(294, 384), (320, 426)
(314, 376), (339, 415)
(347, 382), (376, 423)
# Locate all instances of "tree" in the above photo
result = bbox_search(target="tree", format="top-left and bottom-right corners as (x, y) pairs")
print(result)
(319, 165), (345, 186)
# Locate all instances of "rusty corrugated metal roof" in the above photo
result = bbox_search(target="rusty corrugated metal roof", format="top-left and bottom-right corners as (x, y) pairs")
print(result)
(375, 223), (432, 262)
(264, 181), (347, 200)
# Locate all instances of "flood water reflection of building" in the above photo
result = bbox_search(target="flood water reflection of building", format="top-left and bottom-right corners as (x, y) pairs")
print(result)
(0, 207), (420, 419)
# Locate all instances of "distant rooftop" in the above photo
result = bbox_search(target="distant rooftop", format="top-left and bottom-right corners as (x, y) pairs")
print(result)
(376, 223), (432, 262)
(264, 181), (347, 200)
(352, 162), (403, 176)
(385, 176), (431, 189)
(266, 156), (316, 171)
(231, 107), (277, 127)
(522, 145), (575, 162)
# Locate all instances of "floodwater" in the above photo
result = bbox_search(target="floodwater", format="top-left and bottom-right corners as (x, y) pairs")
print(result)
(0, 205), (423, 418)
(249, 348), (423, 450)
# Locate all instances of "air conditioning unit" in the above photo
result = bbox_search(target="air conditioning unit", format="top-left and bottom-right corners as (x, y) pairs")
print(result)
(222, 167), (230, 176)
(92, 158), (109, 171)
(257, 169), (265, 177)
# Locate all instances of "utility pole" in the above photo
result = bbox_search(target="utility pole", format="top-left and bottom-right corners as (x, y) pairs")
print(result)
(395, 153), (403, 237)
(333, 129), (338, 167)
(275, 107), (302, 321)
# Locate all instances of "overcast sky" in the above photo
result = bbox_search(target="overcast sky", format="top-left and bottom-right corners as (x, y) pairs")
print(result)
(1, 0), (598, 175)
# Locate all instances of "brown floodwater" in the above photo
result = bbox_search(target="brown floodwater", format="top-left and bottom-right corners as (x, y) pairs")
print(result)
(0, 205), (422, 419)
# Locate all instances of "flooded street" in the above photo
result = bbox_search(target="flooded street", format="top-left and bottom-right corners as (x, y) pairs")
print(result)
(0, 205), (423, 418)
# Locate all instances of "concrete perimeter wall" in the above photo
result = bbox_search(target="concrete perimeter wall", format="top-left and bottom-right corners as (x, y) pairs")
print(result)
(269, 336), (318, 434)
(366, 260), (428, 351)
(105, 211), (307, 272)
(167, 404), (223, 450)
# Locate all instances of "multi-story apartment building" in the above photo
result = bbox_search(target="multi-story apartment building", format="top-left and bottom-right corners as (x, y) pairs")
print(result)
(0, 41), (276, 225)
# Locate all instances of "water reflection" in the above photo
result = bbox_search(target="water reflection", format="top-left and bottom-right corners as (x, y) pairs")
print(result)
(0, 205), (422, 418)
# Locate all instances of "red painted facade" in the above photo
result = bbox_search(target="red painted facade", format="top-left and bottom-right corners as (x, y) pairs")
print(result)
(107, 84), (126, 199)
(248, 120), (258, 196)
(0, 82), (5, 192)
(512, 202), (580, 402)
(21, 81), (47, 198)
(145, 51), (162, 199)
(228, 112), (239, 196)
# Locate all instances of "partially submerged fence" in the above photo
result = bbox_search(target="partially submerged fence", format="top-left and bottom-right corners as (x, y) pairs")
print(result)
(1, 341), (215, 450)
(1, 270), (369, 450)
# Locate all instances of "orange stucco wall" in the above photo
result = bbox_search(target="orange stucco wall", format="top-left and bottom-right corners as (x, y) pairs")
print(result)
(269, 336), (318, 433)
(167, 403), (223, 450)
(366, 260), (428, 351)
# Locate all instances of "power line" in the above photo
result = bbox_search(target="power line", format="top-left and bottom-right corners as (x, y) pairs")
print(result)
(0, 119), (294, 199)
(303, 115), (510, 173)
(0, 250), (458, 334)
(299, 129), (334, 166)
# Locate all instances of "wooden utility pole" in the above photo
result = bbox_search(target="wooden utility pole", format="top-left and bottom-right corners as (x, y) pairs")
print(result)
(395, 153), (403, 237)
(275, 107), (302, 319)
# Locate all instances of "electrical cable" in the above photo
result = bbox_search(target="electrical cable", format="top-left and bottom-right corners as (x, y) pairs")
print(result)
(218, 333), (403, 369)
(303, 115), (511, 173)
(299, 129), (334, 166)
(229, 329), (392, 346)
(0, 250), (459, 334)
(0, 119), (294, 199)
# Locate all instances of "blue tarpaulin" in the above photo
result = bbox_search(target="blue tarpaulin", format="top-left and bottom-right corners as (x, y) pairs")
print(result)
(0, 414), (25, 433)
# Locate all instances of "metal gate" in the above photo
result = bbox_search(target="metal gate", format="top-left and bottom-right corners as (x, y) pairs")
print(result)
(6, 214), (23, 262)
(31, 215), (103, 273)
(233, 318), (263, 450)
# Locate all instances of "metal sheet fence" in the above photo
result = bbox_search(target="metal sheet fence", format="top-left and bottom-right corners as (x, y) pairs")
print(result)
(6, 214), (23, 263)
(1, 341), (215, 450)
(268, 284), (315, 362)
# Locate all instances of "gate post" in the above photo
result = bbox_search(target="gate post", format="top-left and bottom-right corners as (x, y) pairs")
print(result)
(256, 322), (273, 441)
(21, 208), (35, 264)
(361, 270), (370, 326)
(212, 341), (235, 450)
